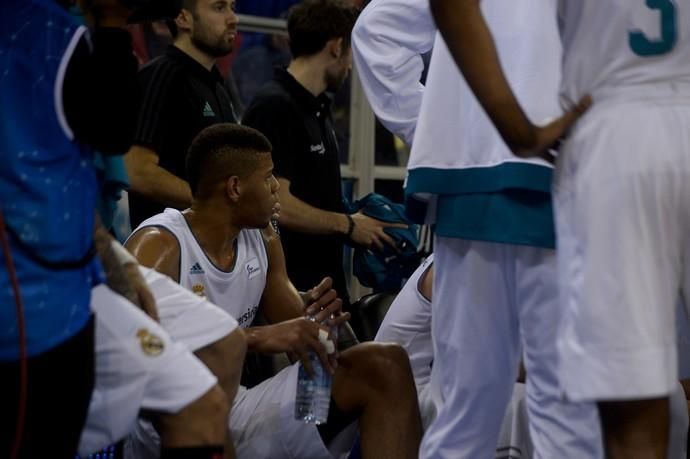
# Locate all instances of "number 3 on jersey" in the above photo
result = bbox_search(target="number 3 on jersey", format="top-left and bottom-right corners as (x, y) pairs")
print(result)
(629, 0), (677, 56)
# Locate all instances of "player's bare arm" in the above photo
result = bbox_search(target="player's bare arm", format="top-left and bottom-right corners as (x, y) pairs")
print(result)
(258, 224), (352, 339)
(124, 145), (194, 209)
(257, 224), (309, 321)
(124, 226), (182, 283)
(277, 177), (404, 250)
(240, 225), (346, 376)
(260, 225), (350, 326)
(243, 318), (335, 377)
(94, 217), (157, 319)
(429, 0), (591, 159)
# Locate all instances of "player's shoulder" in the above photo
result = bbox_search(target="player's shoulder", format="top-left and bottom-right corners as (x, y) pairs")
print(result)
(244, 81), (297, 118)
(139, 52), (182, 75)
(127, 225), (179, 248)
(138, 54), (186, 93)
(126, 225), (181, 268)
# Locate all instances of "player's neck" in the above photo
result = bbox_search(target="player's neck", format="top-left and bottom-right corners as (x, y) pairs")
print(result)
(174, 39), (217, 71)
(182, 206), (240, 271)
(287, 59), (327, 97)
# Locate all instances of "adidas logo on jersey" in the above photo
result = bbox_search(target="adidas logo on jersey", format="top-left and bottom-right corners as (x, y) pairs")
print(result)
(189, 262), (205, 275)
(202, 101), (215, 117)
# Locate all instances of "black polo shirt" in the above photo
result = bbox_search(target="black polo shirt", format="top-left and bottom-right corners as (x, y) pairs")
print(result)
(242, 68), (350, 306)
(128, 45), (238, 227)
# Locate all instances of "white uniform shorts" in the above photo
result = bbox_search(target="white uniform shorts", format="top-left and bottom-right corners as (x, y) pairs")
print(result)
(78, 283), (219, 456)
(140, 266), (237, 352)
(127, 362), (357, 459)
(554, 95), (690, 401)
(231, 363), (357, 459)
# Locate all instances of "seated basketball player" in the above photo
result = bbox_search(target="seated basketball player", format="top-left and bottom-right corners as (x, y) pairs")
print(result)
(124, 123), (423, 459)
(79, 271), (245, 459)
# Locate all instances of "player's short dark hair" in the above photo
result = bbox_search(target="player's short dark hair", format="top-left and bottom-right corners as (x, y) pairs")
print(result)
(186, 123), (273, 199)
(287, 0), (359, 58)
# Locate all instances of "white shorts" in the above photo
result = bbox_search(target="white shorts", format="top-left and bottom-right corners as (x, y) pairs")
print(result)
(139, 266), (237, 352)
(78, 284), (218, 456)
(554, 98), (690, 401)
(127, 362), (358, 459)
(495, 383), (532, 459)
(418, 381), (437, 431)
(232, 363), (357, 459)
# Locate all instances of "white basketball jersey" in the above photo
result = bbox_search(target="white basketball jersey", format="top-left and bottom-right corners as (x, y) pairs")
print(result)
(408, 0), (561, 175)
(375, 255), (434, 389)
(560, 0), (690, 106)
(133, 208), (269, 328)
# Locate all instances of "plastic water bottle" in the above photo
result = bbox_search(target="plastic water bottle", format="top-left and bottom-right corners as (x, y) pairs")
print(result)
(295, 351), (332, 424)
(295, 320), (337, 424)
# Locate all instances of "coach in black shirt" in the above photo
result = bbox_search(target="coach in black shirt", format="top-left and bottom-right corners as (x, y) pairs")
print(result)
(125, 0), (238, 227)
(243, 0), (401, 308)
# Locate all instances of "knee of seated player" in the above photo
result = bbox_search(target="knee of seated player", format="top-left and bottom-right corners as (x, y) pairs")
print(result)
(333, 342), (414, 405)
(195, 328), (247, 398)
(159, 384), (229, 447)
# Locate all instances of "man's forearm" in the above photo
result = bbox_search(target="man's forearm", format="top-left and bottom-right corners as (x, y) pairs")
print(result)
(430, 0), (536, 150)
(262, 284), (305, 325)
(278, 189), (349, 236)
(244, 326), (270, 353)
(94, 222), (139, 305)
(125, 150), (193, 209)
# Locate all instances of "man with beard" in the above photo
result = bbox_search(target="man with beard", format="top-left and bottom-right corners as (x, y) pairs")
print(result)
(125, 0), (240, 227)
(242, 0), (403, 309)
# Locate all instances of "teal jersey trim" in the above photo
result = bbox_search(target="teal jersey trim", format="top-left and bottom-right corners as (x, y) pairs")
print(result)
(434, 191), (555, 249)
(406, 162), (552, 196)
(94, 153), (130, 230)
(404, 162), (555, 248)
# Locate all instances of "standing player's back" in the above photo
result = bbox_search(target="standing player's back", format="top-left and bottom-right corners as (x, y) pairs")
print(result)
(560, 0), (690, 106)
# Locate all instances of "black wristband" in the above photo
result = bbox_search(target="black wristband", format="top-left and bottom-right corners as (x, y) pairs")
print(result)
(345, 214), (355, 239)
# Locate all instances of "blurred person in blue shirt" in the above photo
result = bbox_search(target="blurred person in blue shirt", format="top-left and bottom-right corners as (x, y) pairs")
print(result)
(0, 0), (144, 456)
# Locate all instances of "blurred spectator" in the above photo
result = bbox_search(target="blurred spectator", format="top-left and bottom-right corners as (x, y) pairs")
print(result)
(130, 21), (173, 64)
(232, 33), (291, 108)
(236, 0), (301, 16)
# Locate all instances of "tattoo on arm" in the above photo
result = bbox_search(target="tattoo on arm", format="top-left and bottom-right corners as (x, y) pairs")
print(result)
(93, 225), (140, 306)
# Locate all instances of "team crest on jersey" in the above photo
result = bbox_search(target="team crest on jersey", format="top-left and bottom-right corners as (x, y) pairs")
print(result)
(136, 328), (164, 357)
(192, 283), (206, 297)
(246, 258), (262, 279)
(189, 262), (205, 275)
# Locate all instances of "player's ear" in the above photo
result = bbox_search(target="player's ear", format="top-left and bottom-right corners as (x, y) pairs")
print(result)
(327, 37), (343, 59)
(226, 175), (241, 202)
(175, 8), (193, 33)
